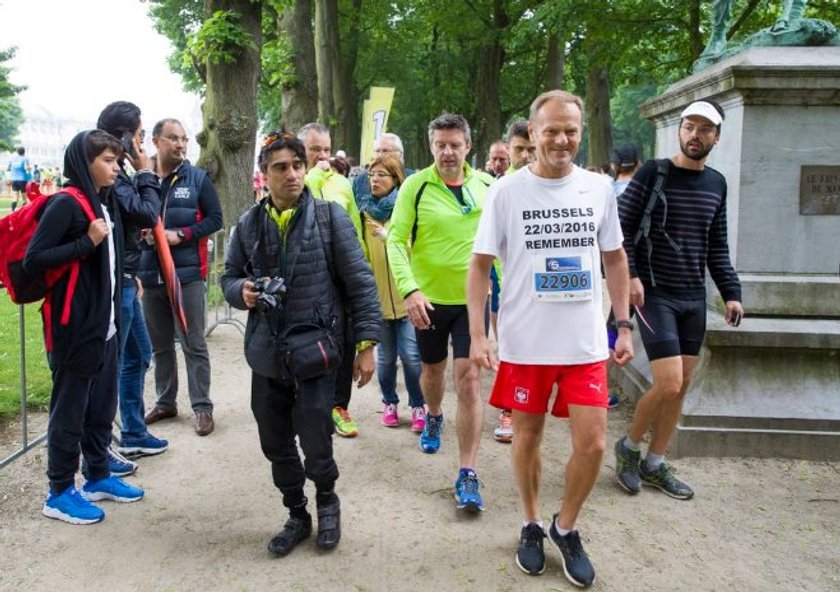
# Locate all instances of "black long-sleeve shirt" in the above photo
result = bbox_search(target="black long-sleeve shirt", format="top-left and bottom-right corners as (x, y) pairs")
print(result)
(618, 159), (741, 303)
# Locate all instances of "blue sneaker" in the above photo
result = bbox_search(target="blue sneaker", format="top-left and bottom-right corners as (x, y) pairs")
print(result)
(608, 394), (620, 409)
(419, 413), (443, 453)
(107, 446), (138, 477)
(454, 469), (485, 512)
(82, 476), (144, 503)
(118, 434), (169, 458)
(42, 485), (104, 525)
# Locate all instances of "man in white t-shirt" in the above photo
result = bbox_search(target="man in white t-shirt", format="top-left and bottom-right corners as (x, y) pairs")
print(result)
(467, 90), (633, 588)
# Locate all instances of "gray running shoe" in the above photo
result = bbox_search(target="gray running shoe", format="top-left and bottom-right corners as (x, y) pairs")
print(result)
(639, 461), (694, 500)
(614, 437), (641, 494)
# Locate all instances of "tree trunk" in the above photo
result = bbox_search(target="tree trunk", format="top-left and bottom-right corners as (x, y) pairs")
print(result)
(544, 32), (565, 90)
(279, 0), (318, 132)
(196, 0), (262, 231)
(584, 64), (612, 170)
(474, 0), (507, 168)
(333, 0), (362, 159)
(314, 0), (338, 125)
(688, 0), (703, 63)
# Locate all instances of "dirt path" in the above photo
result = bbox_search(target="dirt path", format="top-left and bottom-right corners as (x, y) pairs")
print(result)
(1, 321), (839, 592)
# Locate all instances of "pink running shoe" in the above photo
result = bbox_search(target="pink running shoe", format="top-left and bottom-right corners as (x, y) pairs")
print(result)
(381, 403), (399, 427)
(410, 406), (426, 433)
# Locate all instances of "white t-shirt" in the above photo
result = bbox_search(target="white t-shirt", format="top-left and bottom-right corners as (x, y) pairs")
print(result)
(473, 165), (623, 365)
(101, 205), (117, 341)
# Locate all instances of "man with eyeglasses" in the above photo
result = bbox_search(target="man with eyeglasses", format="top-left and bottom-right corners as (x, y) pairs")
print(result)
(352, 132), (412, 209)
(298, 122), (369, 439)
(139, 118), (223, 437)
(614, 99), (743, 501)
(387, 113), (494, 512)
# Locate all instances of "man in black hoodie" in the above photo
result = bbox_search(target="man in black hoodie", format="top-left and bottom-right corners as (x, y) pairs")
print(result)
(24, 131), (146, 524)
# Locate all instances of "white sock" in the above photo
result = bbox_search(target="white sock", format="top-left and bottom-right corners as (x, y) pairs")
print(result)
(645, 452), (664, 470)
(553, 517), (571, 537)
(624, 435), (641, 451)
(523, 519), (544, 529)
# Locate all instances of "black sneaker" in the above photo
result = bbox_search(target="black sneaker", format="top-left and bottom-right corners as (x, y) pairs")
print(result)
(268, 515), (312, 557)
(547, 515), (595, 588)
(639, 461), (694, 500)
(515, 522), (546, 576)
(614, 437), (641, 494)
(316, 498), (341, 550)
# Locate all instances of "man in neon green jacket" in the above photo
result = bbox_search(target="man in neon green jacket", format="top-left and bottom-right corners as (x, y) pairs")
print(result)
(387, 113), (494, 512)
(299, 122), (368, 439)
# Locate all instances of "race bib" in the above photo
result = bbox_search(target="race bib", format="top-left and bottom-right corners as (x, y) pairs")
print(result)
(531, 252), (593, 302)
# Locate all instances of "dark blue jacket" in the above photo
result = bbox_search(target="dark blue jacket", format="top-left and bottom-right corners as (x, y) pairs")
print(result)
(138, 160), (223, 286)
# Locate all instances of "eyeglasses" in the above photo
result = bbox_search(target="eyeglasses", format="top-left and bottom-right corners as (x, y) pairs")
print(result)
(370, 172), (393, 179)
(163, 134), (189, 144)
(262, 130), (296, 148)
(680, 123), (716, 136)
(374, 147), (401, 154)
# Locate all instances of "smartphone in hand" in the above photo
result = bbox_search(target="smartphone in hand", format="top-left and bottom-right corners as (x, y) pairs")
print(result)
(729, 311), (742, 327)
(121, 132), (137, 159)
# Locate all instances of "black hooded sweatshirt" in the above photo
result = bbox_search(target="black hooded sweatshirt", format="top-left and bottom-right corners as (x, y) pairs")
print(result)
(23, 131), (124, 377)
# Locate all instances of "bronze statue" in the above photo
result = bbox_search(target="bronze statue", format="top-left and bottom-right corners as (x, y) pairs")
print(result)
(693, 0), (838, 72)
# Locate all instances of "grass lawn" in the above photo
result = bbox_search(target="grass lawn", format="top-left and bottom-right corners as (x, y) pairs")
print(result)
(0, 296), (52, 416)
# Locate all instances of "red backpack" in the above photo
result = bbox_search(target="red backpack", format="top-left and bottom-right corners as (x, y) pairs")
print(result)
(0, 182), (95, 344)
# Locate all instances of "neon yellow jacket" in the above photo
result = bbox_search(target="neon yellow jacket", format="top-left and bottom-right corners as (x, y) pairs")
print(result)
(305, 167), (364, 246)
(387, 163), (492, 305)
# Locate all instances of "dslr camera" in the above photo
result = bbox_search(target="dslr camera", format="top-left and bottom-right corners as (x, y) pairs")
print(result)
(252, 276), (287, 314)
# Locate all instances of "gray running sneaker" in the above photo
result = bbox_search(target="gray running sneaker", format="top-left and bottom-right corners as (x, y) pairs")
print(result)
(639, 462), (694, 500)
(614, 437), (641, 494)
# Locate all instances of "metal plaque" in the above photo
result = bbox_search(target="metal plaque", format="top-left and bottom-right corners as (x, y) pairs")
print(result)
(800, 166), (840, 215)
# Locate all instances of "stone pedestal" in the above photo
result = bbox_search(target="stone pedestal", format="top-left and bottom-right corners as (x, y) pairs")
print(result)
(620, 47), (840, 460)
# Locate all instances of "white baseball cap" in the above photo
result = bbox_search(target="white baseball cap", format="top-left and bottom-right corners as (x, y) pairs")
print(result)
(680, 101), (722, 126)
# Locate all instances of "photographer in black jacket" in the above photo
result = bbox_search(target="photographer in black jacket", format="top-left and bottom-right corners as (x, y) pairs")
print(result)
(221, 132), (380, 557)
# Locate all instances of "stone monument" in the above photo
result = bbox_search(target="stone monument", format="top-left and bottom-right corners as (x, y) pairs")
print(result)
(614, 46), (840, 460)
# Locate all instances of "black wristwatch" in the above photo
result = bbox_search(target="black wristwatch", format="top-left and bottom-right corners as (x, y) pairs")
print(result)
(616, 320), (634, 331)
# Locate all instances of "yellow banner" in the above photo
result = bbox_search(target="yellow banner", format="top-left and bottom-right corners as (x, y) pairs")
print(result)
(359, 87), (395, 165)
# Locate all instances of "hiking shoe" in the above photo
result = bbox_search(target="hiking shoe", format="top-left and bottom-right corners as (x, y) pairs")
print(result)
(410, 406), (426, 433)
(118, 434), (169, 458)
(548, 516), (595, 588)
(516, 522), (546, 576)
(82, 476), (144, 503)
(639, 462), (694, 500)
(107, 446), (138, 477)
(454, 469), (485, 512)
(614, 437), (641, 494)
(268, 515), (312, 557)
(493, 410), (513, 443)
(42, 486), (104, 525)
(419, 413), (443, 453)
(381, 403), (399, 428)
(332, 407), (358, 438)
(608, 394), (620, 409)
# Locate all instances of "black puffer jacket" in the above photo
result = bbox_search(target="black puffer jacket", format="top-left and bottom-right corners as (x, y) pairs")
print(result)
(222, 189), (381, 377)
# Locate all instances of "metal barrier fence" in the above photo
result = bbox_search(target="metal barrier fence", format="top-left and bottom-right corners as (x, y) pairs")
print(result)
(1, 228), (239, 470)
(0, 305), (47, 469)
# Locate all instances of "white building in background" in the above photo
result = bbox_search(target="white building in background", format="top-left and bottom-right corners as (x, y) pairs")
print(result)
(2, 100), (205, 172)
(0, 105), (92, 170)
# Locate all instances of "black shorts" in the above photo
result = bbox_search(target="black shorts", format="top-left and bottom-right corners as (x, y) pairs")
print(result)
(637, 293), (706, 361)
(11, 180), (26, 192)
(415, 303), (487, 364)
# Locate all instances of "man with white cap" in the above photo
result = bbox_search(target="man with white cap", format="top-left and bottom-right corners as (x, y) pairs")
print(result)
(613, 99), (744, 500)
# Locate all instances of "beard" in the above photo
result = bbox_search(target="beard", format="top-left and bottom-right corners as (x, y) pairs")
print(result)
(679, 139), (714, 161)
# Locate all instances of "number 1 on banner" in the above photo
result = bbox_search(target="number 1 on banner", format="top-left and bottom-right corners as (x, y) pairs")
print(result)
(373, 110), (386, 140)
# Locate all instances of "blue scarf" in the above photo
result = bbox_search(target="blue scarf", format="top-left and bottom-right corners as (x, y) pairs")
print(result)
(359, 185), (398, 222)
